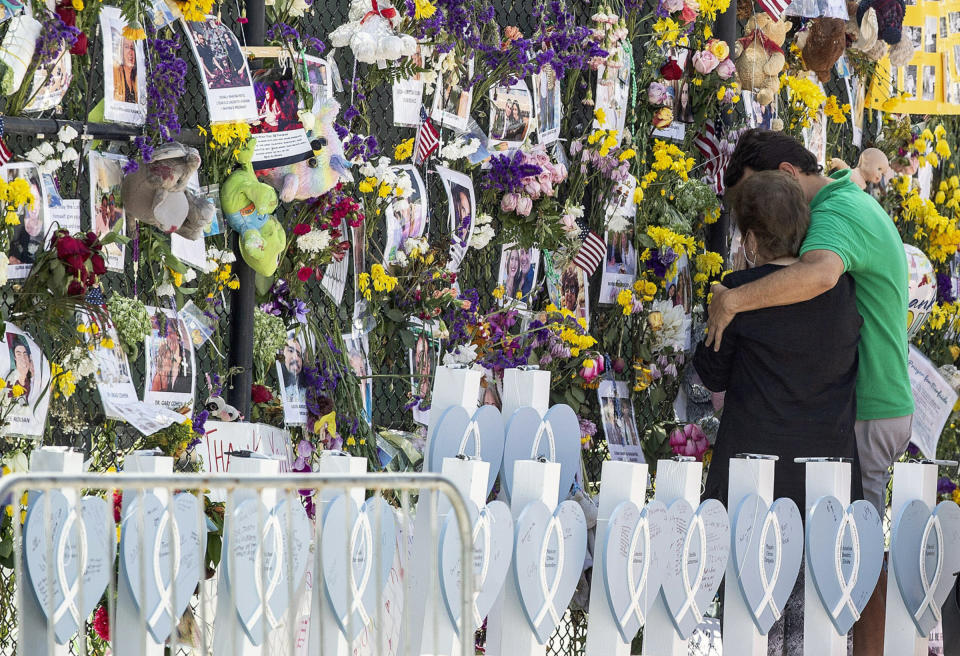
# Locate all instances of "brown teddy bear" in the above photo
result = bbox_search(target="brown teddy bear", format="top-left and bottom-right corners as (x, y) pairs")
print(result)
(735, 14), (793, 106)
(798, 17), (848, 82)
(122, 142), (215, 241)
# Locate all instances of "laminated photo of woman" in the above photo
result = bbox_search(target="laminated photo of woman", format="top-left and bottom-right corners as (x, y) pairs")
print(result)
(6, 334), (34, 405)
(113, 32), (138, 104)
(9, 181), (43, 266)
(150, 318), (192, 395)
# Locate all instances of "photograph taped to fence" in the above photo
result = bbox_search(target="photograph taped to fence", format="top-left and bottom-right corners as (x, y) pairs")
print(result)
(184, 15), (258, 124)
(384, 165), (427, 265)
(100, 6), (147, 125)
(277, 329), (308, 425)
(2, 162), (45, 280)
(0, 323), (50, 437)
(534, 64), (562, 144)
(488, 79), (533, 151)
(144, 307), (196, 413)
(250, 68), (313, 170)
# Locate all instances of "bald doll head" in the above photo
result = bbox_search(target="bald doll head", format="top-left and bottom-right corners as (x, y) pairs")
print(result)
(856, 148), (890, 185)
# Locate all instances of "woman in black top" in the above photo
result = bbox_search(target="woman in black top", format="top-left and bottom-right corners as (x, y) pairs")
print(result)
(694, 171), (863, 513)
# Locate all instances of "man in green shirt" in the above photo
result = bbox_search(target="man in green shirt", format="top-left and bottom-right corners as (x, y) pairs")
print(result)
(707, 129), (913, 656)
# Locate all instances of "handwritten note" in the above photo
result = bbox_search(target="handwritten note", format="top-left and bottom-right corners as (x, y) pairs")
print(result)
(907, 345), (958, 458)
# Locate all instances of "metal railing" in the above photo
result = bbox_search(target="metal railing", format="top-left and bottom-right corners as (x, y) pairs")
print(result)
(0, 471), (475, 656)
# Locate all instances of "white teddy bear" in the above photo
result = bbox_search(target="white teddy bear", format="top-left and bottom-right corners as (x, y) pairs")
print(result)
(329, 0), (417, 64)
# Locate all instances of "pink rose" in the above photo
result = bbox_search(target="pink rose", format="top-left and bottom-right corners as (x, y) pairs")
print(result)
(538, 171), (553, 187)
(692, 50), (719, 75)
(716, 57), (736, 80)
(540, 179), (554, 196)
(680, 2), (698, 22)
(669, 424), (709, 460)
(501, 193), (519, 212)
(516, 195), (533, 216)
(648, 82), (670, 105)
(525, 180), (542, 198)
(552, 163), (567, 183)
(660, 0), (684, 12)
(561, 214), (579, 234)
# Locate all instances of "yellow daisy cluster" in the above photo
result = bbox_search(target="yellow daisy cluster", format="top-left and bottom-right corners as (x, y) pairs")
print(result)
(923, 302), (960, 332)
(651, 140), (695, 181)
(823, 95), (850, 124)
(780, 75), (826, 129)
(215, 263), (240, 292)
(694, 250), (724, 296)
(699, 0), (732, 19)
(50, 363), (77, 400)
(414, 0), (437, 19)
(122, 25), (146, 40)
(0, 178), (35, 226)
(633, 278), (657, 301)
(586, 126), (620, 158)
(76, 321), (115, 350)
(358, 176), (406, 199)
(394, 138), (414, 162)
(492, 284), (505, 299)
(914, 126), (951, 168)
(173, 0), (214, 22)
(616, 289), (634, 315)
(653, 17), (688, 48)
(358, 264), (399, 300)
(633, 359), (653, 392)
(898, 188), (960, 262)
(200, 122), (253, 161)
(703, 205), (721, 224)
(646, 225), (696, 257)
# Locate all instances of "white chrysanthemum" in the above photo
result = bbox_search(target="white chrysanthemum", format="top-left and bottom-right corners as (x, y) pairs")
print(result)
(183, 268), (197, 283)
(394, 250), (409, 267)
(39, 141), (55, 157)
(0, 253), (8, 287)
(58, 125), (79, 142)
(606, 213), (629, 233)
(359, 161), (376, 177)
(650, 300), (687, 353)
(469, 224), (495, 249)
(443, 343), (478, 366)
(404, 236), (429, 254)
(156, 283), (176, 297)
(25, 148), (43, 165)
(61, 147), (79, 163)
(297, 228), (332, 253)
(939, 365), (960, 393)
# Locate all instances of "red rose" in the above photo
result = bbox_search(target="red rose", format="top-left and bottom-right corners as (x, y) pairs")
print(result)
(297, 266), (314, 282)
(292, 223), (311, 236)
(62, 255), (87, 275)
(71, 31), (87, 55)
(660, 59), (683, 81)
(55, 235), (88, 259)
(90, 253), (106, 275)
(66, 280), (85, 296)
(251, 384), (273, 404)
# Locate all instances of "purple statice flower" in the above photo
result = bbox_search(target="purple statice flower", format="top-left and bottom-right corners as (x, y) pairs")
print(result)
(123, 159), (140, 174)
(938, 476), (958, 496)
(192, 409), (209, 437)
(906, 443), (921, 457)
(644, 248), (678, 278)
(482, 151), (543, 194)
(34, 11), (79, 67)
(144, 25), (187, 144)
(342, 105), (360, 123)
(937, 273), (956, 304)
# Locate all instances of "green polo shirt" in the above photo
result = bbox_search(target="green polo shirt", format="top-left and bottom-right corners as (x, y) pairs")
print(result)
(799, 169), (914, 420)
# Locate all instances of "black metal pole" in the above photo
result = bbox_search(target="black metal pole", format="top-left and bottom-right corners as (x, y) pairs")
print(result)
(226, 0), (265, 419)
(706, 0), (738, 258)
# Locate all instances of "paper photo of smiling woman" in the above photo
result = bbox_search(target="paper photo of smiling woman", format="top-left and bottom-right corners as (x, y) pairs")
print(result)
(3, 162), (46, 279)
(100, 6), (147, 125)
(143, 307), (196, 413)
(2, 324), (51, 437)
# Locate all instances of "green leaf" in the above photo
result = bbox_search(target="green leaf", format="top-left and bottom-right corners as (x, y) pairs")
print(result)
(384, 308), (405, 323)
(399, 329), (417, 350)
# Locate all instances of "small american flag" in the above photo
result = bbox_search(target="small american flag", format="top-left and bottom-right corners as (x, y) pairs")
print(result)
(413, 107), (439, 165)
(0, 116), (12, 166)
(694, 120), (730, 195)
(573, 230), (606, 276)
(757, 0), (792, 21)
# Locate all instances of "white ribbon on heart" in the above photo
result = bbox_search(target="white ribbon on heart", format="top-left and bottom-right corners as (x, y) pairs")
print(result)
(244, 512), (285, 631)
(342, 507), (376, 629)
(147, 504), (182, 629)
(829, 511), (862, 622)
(674, 513), (707, 626)
(458, 420), (482, 459)
(914, 513), (945, 624)
(470, 510), (493, 626)
(530, 420), (557, 462)
(53, 504), (88, 628)
(751, 511), (784, 621)
(531, 514), (566, 631)
(617, 514), (652, 628)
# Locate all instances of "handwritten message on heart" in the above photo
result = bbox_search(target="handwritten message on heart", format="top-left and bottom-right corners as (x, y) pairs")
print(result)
(24, 492), (115, 644)
(731, 495), (803, 635)
(438, 499), (514, 633)
(602, 499), (669, 642)
(321, 494), (397, 640)
(891, 499), (960, 636)
(661, 498), (729, 639)
(120, 492), (206, 643)
(806, 497), (883, 635)
(514, 499), (587, 644)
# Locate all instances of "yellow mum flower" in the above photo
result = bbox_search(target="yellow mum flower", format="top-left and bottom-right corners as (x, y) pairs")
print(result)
(593, 107), (607, 125)
(394, 138), (414, 161)
(414, 0), (437, 19)
(11, 384), (25, 398)
(358, 178), (376, 194)
(122, 25), (147, 41)
(618, 148), (636, 162)
(72, 0), (83, 8)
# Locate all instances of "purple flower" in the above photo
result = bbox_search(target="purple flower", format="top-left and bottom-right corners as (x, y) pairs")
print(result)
(192, 409), (209, 436)
(938, 476), (958, 496)
(937, 273), (956, 304)
(35, 11), (79, 68)
(644, 248), (678, 278)
(482, 151), (543, 194)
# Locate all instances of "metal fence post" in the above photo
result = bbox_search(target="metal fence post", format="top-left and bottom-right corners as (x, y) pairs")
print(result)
(226, 0), (266, 419)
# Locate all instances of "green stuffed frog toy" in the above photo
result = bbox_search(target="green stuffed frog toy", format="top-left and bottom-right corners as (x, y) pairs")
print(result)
(220, 138), (285, 277)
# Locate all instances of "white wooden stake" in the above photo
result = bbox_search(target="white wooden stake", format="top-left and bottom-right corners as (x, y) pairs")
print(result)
(501, 368), (551, 421)
(22, 447), (84, 656)
(426, 366), (482, 444)
(309, 451), (368, 655)
(641, 458), (703, 656)
(722, 456), (776, 656)
(213, 454), (281, 656)
(115, 451), (175, 656)
(585, 460), (649, 656)
(884, 461), (938, 656)
(803, 459), (851, 656)
(485, 459), (561, 656)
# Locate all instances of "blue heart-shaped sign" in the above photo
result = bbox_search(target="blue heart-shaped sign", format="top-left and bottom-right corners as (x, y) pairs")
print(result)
(120, 492), (206, 643)
(222, 496), (312, 645)
(24, 492), (116, 644)
(501, 404), (581, 501)
(513, 499), (587, 643)
(602, 499), (669, 642)
(806, 497), (883, 634)
(427, 405), (504, 494)
(661, 498), (729, 639)
(731, 495), (803, 634)
(891, 499), (960, 636)
(438, 499), (514, 633)
(321, 494), (397, 640)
